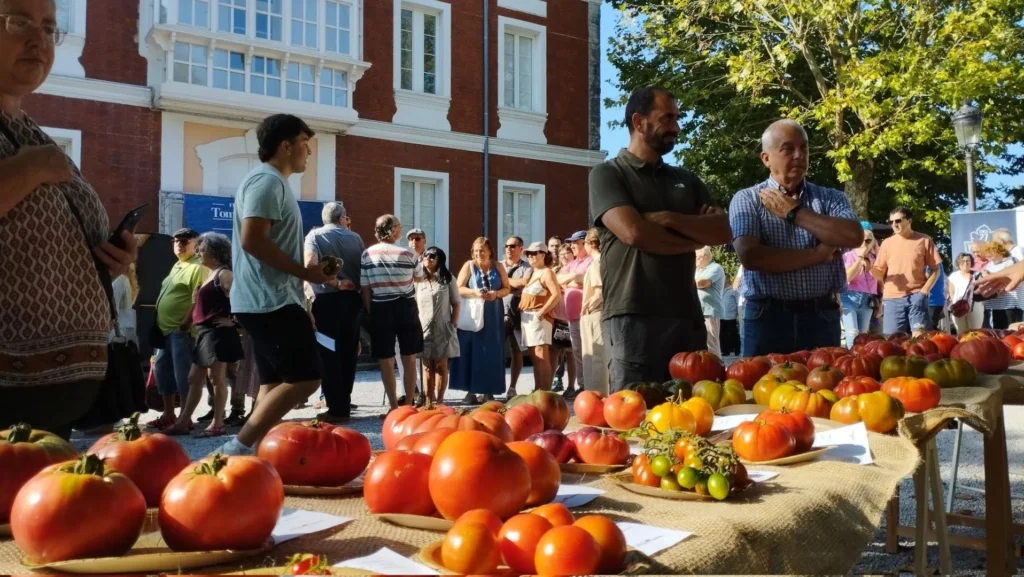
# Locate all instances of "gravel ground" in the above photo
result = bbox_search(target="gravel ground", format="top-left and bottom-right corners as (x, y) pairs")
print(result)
(68, 366), (1024, 575)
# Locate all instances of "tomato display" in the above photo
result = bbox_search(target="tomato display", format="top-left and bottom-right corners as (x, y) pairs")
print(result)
(572, 428), (630, 466)
(725, 357), (773, 390)
(834, 375), (881, 398)
(507, 390), (571, 431)
(286, 554), (332, 575)
(680, 396), (715, 436)
(530, 502), (575, 527)
(833, 353), (884, 380)
(0, 423), (77, 524)
(574, 515), (627, 574)
(160, 454), (283, 552)
(929, 333), (959, 357)
(806, 349), (852, 371)
(805, 365), (844, 391)
(647, 395), (697, 434)
(441, 521), (500, 574)
(534, 525), (601, 576)
(879, 355), (928, 379)
(863, 340), (906, 358)
(382, 407), (514, 449)
(756, 409), (815, 452)
(573, 391), (608, 427)
(922, 358), (977, 388)
(476, 400), (505, 413)
(525, 430), (576, 463)
(752, 375), (795, 406)
(603, 390), (648, 430)
(768, 361), (810, 384)
(497, 513), (553, 573)
(766, 352), (805, 365)
(400, 427), (457, 457)
(830, 391), (904, 433)
(429, 431), (530, 520)
(906, 338), (940, 357)
(257, 420), (371, 488)
(455, 509), (503, 537)
(630, 454), (661, 487)
(503, 404), (545, 441)
(769, 384), (837, 418)
(731, 420), (796, 462)
(506, 441), (560, 507)
(669, 350), (726, 383)
(951, 337), (1012, 374)
(364, 450), (436, 516)
(11, 455), (146, 564)
(691, 379), (746, 410)
(881, 377), (941, 413)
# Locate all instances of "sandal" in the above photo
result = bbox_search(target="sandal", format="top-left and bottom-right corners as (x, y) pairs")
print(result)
(146, 414), (176, 429)
(196, 426), (225, 438)
(161, 423), (192, 436)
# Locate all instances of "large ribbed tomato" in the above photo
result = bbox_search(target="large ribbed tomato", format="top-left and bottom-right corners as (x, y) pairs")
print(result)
(159, 455), (283, 552)
(833, 353), (884, 380)
(526, 430), (575, 463)
(88, 413), (191, 507)
(383, 407), (513, 449)
(257, 420), (371, 487)
(669, 351), (725, 383)
(929, 333), (958, 357)
(12, 455), (146, 564)
(364, 450), (435, 515)
(506, 442), (560, 507)
(0, 423), (77, 524)
(395, 427), (457, 457)
(834, 375), (881, 398)
(752, 375), (793, 406)
(906, 338), (940, 357)
(756, 409), (815, 452)
(950, 337), (1012, 374)
(805, 365), (844, 392)
(503, 404), (545, 441)
(429, 431), (530, 520)
(691, 379), (746, 410)
(881, 377), (941, 413)
(770, 384), (837, 418)
(806, 348), (852, 371)
(731, 420), (796, 462)
(922, 359), (977, 388)
(863, 340), (906, 358)
(768, 361), (809, 384)
(830, 391), (904, 433)
(572, 428), (630, 466)
(725, 357), (772, 390)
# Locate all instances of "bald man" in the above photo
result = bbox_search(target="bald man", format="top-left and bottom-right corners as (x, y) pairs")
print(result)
(728, 119), (863, 355)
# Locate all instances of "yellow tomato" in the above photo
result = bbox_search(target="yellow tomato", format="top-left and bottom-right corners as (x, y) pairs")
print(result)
(680, 397), (715, 436)
(768, 383), (801, 411)
(648, 402), (696, 434)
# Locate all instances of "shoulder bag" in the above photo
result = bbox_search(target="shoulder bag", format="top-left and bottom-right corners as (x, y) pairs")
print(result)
(456, 265), (485, 332)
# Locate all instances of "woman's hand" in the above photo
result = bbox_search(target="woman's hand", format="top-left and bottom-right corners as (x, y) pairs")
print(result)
(94, 230), (138, 278)
(213, 317), (236, 328)
(975, 262), (1024, 297)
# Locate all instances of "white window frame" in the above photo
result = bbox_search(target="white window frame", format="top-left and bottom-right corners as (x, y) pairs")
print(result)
(497, 180), (546, 248)
(212, 48), (246, 91)
(178, 0), (210, 28)
(217, 0), (247, 35)
(172, 41), (209, 86)
(42, 127), (82, 168)
(496, 16), (548, 144)
(249, 54), (282, 96)
(496, 0), (546, 17)
(289, 0), (318, 48)
(393, 167), (449, 256)
(319, 67), (349, 107)
(285, 61), (316, 102)
(323, 0), (353, 55)
(53, 0), (86, 78)
(254, 0), (283, 41)
(391, 0), (452, 131)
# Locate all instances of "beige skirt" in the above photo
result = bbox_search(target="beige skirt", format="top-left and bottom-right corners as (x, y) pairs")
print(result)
(520, 311), (552, 347)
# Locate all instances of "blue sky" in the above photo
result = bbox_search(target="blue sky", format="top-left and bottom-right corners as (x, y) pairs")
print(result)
(596, 4), (1022, 194)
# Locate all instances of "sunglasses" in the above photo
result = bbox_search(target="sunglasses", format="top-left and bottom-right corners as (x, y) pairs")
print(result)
(424, 254), (438, 260)
(173, 238), (193, 244)
(524, 251), (542, 257)
(888, 218), (904, 225)
(505, 244), (521, 249)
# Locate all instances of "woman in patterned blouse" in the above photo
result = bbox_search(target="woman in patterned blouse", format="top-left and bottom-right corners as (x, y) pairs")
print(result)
(0, 0), (137, 439)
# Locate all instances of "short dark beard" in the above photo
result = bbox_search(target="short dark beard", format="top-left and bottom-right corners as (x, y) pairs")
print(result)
(644, 126), (675, 156)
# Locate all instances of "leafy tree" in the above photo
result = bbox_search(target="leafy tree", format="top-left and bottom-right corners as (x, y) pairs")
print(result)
(607, 0), (1024, 236)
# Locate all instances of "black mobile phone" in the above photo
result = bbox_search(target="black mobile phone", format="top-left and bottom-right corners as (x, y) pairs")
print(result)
(109, 203), (149, 248)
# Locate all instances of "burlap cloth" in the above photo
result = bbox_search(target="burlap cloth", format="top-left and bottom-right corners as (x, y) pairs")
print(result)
(0, 433), (919, 575)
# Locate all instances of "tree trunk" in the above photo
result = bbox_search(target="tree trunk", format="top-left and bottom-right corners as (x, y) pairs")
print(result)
(844, 154), (874, 219)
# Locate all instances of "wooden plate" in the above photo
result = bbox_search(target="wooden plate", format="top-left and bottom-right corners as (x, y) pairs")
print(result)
(228, 566), (367, 575)
(609, 472), (746, 501)
(375, 513), (454, 532)
(559, 462), (627, 474)
(284, 481), (363, 496)
(20, 532), (270, 574)
(715, 404), (768, 416)
(0, 523), (9, 538)
(417, 540), (652, 574)
(739, 446), (832, 466)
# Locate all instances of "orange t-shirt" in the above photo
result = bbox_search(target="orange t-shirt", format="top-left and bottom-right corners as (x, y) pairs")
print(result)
(874, 232), (941, 298)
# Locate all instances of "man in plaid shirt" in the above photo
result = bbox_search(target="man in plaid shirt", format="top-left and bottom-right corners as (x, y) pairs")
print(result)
(728, 120), (863, 355)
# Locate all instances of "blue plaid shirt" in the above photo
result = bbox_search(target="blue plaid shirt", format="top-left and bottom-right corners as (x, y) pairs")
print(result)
(729, 177), (858, 300)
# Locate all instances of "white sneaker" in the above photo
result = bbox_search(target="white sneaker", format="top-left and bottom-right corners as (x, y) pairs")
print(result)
(209, 436), (255, 457)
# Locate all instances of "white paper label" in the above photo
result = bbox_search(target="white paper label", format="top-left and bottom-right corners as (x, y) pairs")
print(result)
(812, 422), (874, 465)
(272, 508), (353, 544)
(710, 413), (758, 431)
(334, 548), (438, 575)
(551, 484), (604, 508)
(746, 470), (780, 483)
(615, 522), (692, 556)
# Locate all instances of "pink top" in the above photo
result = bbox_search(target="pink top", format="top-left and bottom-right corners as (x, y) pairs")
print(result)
(842, 250), (879, 295)
(560, 256), (592, 321)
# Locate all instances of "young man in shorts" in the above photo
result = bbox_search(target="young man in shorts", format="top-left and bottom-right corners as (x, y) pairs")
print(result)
(212, 114), (330, 456)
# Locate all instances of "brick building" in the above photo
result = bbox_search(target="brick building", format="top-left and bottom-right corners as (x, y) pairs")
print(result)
(28, 0), (605, 257)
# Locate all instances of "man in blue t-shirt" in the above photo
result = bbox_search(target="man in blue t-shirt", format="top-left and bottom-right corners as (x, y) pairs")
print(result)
(926, 265), (947, 331)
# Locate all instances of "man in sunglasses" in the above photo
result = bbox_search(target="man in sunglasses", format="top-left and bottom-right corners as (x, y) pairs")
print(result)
(502, 236), (531, 397)
(871, 207), (941, 336)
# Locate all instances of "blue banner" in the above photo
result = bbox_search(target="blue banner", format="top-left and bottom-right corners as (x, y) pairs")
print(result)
(182, 193), (324, 238)
(949, 209), (1019, 258)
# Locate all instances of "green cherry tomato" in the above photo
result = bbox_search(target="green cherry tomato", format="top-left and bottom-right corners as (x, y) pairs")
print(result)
(650, 455), (673, 478)
(707, 473), (732, 501)
(660, 475), (683, 492)
(676, 466), (700, 490)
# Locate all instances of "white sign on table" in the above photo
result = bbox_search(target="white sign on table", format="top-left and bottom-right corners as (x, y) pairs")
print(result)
(615, 522), (692, 556)
(272, 508), (353, 544)
(812, 422), (874, 465)
(551, 484), (604, 508)
(710, 413), (757, 432)
(746, 470), (780, 483)
(333, 548), (438, 575)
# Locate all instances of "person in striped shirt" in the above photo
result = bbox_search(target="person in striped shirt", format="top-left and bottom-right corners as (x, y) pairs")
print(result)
(361, 214), (424, 410)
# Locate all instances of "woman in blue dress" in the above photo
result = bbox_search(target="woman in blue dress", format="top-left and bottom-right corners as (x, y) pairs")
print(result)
(449, 237), (511, 403)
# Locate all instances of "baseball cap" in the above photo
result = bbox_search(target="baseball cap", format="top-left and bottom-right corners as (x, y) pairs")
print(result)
(172, 228), (199, 239)
(567, 230), (587, 242)
(406, 228), (426, 239)
(524, 241), (548, 254)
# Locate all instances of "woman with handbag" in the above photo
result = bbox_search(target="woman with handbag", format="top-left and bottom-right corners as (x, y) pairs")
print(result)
(518, 242), (562, 391)
(981, 242), (1020, 329)
(414, 247), (460, 408)
(449, 237), (511, 404)
(949, 253), (984, 334)
(840, 224), (881, 348)
(0, 0), (138, 440)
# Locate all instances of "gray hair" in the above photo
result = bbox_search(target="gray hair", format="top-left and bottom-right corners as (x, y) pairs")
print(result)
(695, 246), (713, 259)
(992, 228), (1014, 245)
(322, 201), (346, 225)
(196, 232), (232, 267)
(762, 119), (808, 152)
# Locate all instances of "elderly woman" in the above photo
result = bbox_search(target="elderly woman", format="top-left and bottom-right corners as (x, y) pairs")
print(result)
(0, 0), (136, 439)
(981, 242), (1021, 329)
(163, 233), (242, 437)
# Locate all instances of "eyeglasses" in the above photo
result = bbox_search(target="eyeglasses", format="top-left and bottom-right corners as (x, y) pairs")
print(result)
(0, 14), (65, 46)
(505, 244), (521, 249)
(888, 218), (904, 225)
(173, 238), (193, 245)
(424, 254), (438, 260)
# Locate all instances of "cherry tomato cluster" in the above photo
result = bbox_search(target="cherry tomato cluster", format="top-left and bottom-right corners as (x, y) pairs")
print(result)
(629, 428), (748, 501)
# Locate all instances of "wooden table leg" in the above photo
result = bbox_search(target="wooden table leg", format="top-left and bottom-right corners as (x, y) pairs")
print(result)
(927, 440), (952, 575)
(886, 492), (900, 553)
(983, 411), (1014, 576)
(914, 461), (927, 575)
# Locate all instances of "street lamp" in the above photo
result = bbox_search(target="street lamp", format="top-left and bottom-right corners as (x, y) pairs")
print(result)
(952, 103), (983, 212)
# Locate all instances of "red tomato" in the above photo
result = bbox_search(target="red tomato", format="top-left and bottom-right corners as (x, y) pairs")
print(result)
(572, 429), (630, 466)
(257, 421), (371, 487)
(504, 404), (545, 441)
(929, 333), (959, 357)
(407, 427), (457, 457)
(833, 353), (884, 380)
(509, 390), (572, 431)
(725, 357), (773, 390)
(1013, 342), (1024, 360)
(429, 431), (530, 520)
(574, 515), (627, 574)
(534, 525), (601, 576)
(12, 455), (146, 563)
(497, 513), (553, 573)
(159, 455), (284, 552)
(0, 423), (77, 524)
(806, 349), (852, 371)
(507, 441), (561, 507)
(530, 502), (574, 527)
(906, 338), (940, 357)
(951, 337), (1013, 374)
(881, 377), (942, 413)
(363, 450), (436, 516)
(394, 431), (427, 451)
(455, 509), (503, 538)
(287, 553), (332, 575)
(630, 454), (661, 488)
(603, 390), (647, 430)
(669, 350), (726, 382)
(805, 365), (844, 392)
(863, 340), (906, 358)
(525, 429), (575, 463)
(756, 409), (815, 453)
(768, 361), (810, 383)
(441, 522), (500, 574)
(382, 406), (420, 449)
(573, 391), (608, 426)
(731, 420), (796, 462)
(88, 413), (191, 506)
(834, 375), (881, 398)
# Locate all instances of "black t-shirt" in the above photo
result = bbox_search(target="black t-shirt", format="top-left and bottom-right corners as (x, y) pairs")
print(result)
(588, 149), (712, 321)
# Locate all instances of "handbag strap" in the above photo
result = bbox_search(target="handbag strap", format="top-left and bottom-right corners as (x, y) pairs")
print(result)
(0, 122), (118, 325)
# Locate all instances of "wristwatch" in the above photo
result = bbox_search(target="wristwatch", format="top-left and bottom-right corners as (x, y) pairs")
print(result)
(785, 204), (803, 224)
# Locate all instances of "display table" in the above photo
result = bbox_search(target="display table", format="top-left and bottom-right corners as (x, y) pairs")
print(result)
(0, 432), (918, 575)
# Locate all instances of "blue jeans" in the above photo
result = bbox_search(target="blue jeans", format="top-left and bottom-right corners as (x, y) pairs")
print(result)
(882, 292), (928, 335)
(155, 330), (194, 397)
(840, 292), (874, 349)
(740, 299), (841, 357)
